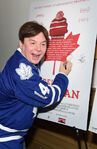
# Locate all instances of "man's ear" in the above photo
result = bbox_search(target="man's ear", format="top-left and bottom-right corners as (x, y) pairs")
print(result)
(19, 40), (23, 49)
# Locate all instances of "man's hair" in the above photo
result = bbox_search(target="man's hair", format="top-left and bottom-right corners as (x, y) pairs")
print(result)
(19, 21), (49, 45)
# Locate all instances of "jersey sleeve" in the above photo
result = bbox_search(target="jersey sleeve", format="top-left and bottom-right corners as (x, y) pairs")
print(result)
(12, 63), (69, 108)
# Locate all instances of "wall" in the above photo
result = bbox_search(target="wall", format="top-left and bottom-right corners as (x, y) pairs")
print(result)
(0, 0), (38, 71)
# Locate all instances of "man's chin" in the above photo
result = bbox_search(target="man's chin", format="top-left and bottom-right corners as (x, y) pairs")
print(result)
(30, 60), (40, 65)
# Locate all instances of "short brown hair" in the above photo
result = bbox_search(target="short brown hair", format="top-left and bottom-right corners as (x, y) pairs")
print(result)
(19, 21), (49, 45)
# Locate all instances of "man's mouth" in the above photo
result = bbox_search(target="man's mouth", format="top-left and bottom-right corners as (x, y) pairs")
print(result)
(31, 53), (41, 60)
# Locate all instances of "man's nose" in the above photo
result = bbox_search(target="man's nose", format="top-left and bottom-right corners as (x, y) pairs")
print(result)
(36, 44), (41, 52)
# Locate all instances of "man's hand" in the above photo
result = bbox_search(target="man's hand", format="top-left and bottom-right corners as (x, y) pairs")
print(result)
(59, 60), (72, 75)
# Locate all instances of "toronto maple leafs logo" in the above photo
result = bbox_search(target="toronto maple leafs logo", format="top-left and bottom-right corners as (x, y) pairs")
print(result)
(15, 63), (33, 80)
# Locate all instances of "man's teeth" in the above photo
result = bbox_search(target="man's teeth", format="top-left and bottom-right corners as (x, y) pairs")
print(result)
(33, 54), (40, 57)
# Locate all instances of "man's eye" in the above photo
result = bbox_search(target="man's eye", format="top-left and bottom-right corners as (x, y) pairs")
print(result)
(41, 43), (46, 46)
(31, 42), (35, 45)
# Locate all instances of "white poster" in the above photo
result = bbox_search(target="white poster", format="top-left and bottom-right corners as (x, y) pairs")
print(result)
(89, 87), (97, 133)
(29, 0), (97, 130)
(92, 59), (97, 88)
(89, 60), (97, 134)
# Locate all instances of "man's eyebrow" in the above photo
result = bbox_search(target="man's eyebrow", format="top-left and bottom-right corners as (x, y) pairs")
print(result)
(41, 40), (47, 43)
(29, 39), (47, 43)
(29, 39), (35, 42)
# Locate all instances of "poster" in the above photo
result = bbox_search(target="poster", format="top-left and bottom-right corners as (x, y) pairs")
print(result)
(29, 0), (97, 130)
(92, 59), (97, 88)
(89, 60), (97, 134)
(89, 87), (97, 134)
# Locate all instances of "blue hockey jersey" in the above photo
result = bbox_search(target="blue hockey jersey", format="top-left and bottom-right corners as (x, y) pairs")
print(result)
(0, 48), (68, 149)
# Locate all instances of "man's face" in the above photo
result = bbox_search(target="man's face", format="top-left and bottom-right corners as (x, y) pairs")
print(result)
(19, 32), (47, 65)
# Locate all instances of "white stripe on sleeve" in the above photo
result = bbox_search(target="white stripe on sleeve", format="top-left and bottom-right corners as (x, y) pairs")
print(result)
(45, 86), (55, 107)
(0, 136), (23, 142)
(0, 124), (28, 133)
(52, 85), (61, 102)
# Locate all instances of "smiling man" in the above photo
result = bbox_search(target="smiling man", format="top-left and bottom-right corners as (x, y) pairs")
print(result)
(19, 32), (47, 65)
(0, 21), (72, 149)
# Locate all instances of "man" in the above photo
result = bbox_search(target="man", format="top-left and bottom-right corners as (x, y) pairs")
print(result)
(0, 21), (72, 149)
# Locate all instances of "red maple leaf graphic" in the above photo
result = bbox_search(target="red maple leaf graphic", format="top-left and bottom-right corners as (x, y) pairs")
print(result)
(45, 32), (80, 75)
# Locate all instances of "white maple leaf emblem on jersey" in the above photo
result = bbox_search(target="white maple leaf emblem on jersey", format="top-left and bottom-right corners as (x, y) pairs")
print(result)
(15, 63), (33, 80)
